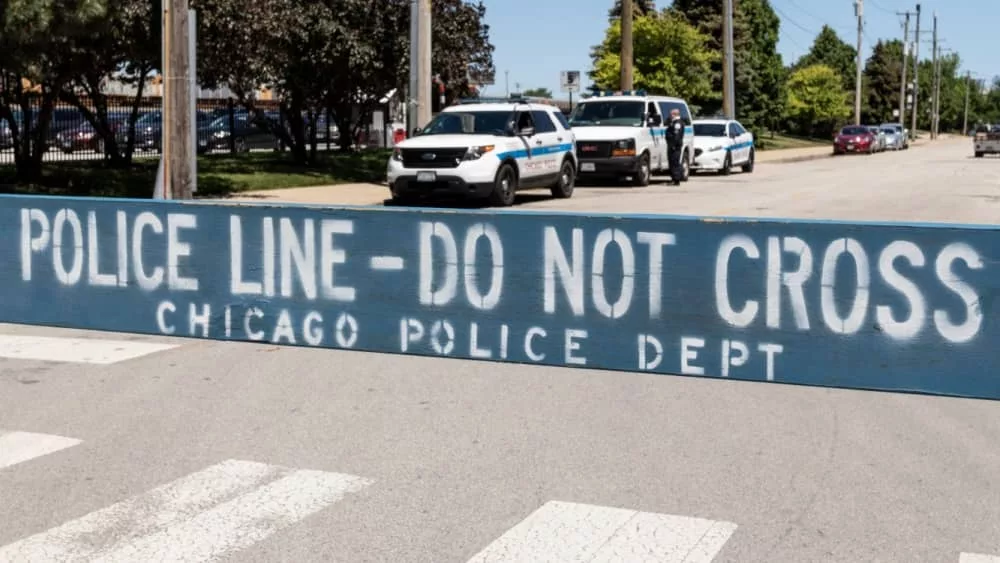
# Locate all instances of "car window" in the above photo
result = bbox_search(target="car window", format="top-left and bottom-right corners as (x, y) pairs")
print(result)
(569, 101), (644, 127)
(552, 111), (571, 130)
(841, 126), (869, 135)
(657, 101), (692, 126)
(420, 110), (512, 135)
(531, 110), (556, 133)
(731, 122), (746, 135)
(693, 123), (726, 136)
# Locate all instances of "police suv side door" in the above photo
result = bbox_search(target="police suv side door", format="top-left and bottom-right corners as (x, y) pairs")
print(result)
(531, 110), (563, 176)
(730, 121), (751, 163)
(644, 101), (666, 171)
(512, 110), (541, 181)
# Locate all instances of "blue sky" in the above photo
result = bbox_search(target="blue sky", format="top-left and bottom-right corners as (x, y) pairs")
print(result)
(479, 0), (998, 100)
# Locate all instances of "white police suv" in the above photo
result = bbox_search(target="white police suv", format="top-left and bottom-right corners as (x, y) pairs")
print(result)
(690, 117), (756, 175)
(569, 90), (695, 186)
(387, 97), (577, 207)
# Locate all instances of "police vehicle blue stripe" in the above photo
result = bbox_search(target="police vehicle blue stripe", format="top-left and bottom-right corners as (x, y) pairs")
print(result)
(725, 140), (754, 151)
(496, 142), (575, 160)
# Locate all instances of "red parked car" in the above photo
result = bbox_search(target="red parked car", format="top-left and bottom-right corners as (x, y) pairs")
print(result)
(833, 125), (877, 155)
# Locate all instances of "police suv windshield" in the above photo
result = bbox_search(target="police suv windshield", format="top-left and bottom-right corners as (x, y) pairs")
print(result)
(569, 101), (644, 126)
(419, 110), (512, 135)
(694, 123), (727, 136)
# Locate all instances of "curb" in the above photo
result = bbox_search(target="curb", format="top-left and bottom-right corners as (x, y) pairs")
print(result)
(758, 152), (832, 165)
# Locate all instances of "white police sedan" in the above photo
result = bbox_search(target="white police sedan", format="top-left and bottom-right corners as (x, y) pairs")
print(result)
(690, 118), (755, 175)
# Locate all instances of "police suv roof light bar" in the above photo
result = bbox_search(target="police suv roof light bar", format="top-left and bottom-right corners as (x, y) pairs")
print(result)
(582, 89), (647, 99)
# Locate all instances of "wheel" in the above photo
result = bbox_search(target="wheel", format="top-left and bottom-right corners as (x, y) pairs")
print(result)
(96, 139), (105, 154)
(550, 158), (576, 198)
(718, 153), (732, 176)
(975, 151), (984, 158)
(680, 151), (690, 182)
(489, 163), (517, 207)
(235, 137), (249, 153)
(632, 153), (651, 186)
(741, 149), (755, 173)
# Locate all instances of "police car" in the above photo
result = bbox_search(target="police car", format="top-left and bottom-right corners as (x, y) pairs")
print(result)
(569, 90), (695, 186)
(386, 97), (577, 207)
(690, 117), (755, 175)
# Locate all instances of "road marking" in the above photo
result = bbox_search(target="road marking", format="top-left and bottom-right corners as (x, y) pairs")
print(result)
(0, 335), (177, 364)
(0, 431), (82, 470)
(465, 500), (738, 563)
(961, 554), (1000, 563)
(0, 459), (372, 562)
(369, 256), (405, 270)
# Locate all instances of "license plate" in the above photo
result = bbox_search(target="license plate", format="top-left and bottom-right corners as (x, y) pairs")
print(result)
(416, 171), (436, 182)
(580, 162), (595, 172)
(846, 144), (854, 150)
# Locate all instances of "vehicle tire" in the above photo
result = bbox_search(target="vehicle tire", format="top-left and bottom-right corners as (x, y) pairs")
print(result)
(551, 158), (576, 198)
(975, 151), (984, 158)
(632, 153), (651, 187)
(718, 153), (732, 176)
(235, 137), (249, 153)
(741, 149), (755, 173)
(680, 151), (691, 182)
(489, 163), (517, 207)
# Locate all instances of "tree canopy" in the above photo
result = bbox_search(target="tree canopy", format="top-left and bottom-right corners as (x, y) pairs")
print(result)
(608, 0), (658, 20)
(792, 25), (857, 91)
(589, 9), (717, 104)
(785, 64), (851, 136)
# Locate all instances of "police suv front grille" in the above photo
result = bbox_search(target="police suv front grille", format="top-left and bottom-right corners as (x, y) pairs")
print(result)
(400, 148), (465, 168)
(577, 141), (612, 159)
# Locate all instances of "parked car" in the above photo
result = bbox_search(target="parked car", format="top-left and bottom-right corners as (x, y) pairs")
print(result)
(833, 125), (877, 155)
(866, 125), (887, 152)
(55, 110), (137, 154)
(129, 110), (216, 153)
(880, 124), (904, 150)
(879, 122), (909, 149)
(197, 110), (280, 154)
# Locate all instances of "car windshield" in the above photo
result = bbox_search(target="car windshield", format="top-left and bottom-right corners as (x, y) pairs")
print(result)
(841, 126), (869, 135)
(694, 123), (727, 136)
(419, 110), (512, 135)
(568, 101), (644, 126)
(880, 127), (896, 134)
(136, 112), (161, 126)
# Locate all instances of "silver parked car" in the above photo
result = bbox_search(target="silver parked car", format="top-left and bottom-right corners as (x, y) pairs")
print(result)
(880, 125), (904, 150)
(866, 126), (887, 152)
(879, 122), (909, 149)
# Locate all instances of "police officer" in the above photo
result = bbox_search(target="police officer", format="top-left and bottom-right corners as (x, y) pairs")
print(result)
(666, 108), (685, 185)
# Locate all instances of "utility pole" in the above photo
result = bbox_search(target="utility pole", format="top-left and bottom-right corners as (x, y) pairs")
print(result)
(408, 0), (432, 133)
(897, 11), (910, 127)
(909, 4), (921, 137)
(963, 71), (971, 135)
(854, 0), (864, 124)
(164, 0), (193, 199)
(930, 12), (937, 138)
(723, 0), (735, 118)
(620, 0), (634, 90)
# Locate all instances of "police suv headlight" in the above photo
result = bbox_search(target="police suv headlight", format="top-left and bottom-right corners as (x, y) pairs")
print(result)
(612, 139), (636, 157)
(392, 147), (403, 161)
(463, 145), (495, 160)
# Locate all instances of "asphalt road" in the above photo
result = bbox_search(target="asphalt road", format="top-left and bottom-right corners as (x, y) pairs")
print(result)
(1, 137), (998, 563)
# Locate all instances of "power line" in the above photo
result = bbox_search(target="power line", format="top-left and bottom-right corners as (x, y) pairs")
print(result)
(772, 4), (817, 36)
(867, 0), (895, 15)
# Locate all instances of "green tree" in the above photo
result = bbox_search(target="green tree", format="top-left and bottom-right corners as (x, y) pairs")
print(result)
(862, 39), (903, 123)
(431, 0), (496, 106)
(671, 0), (785, 128)
(589, 9), (717, 103)
(523, 87), (553, 98)
(608, 0), (658, 20)
(793, 25), (857, 91)
(0, 0), (109, 182)
(785, 64), (851, 137)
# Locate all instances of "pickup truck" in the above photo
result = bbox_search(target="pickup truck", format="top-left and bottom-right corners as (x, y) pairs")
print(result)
(974, 125), (1000, 158)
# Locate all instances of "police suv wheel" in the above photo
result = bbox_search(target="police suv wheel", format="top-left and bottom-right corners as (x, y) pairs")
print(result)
(719, 153), (732, 176)
(632, 153), (651, 187)
(490, 163), (517, 207)
(741, 149), (755, 173)
(681, 152), (690, 181)
(551, 158), (575, 198)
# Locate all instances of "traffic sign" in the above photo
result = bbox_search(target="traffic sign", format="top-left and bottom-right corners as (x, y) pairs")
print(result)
(560, 71), (580, 93)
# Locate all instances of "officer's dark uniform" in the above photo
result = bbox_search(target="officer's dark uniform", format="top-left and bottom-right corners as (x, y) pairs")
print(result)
(666, 114), (685, 185)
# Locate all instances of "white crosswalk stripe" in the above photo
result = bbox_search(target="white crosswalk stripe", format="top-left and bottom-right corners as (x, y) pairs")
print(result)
(0, 459), (372, 562)
(0, 431), (82, 470)
(961, 553), (1000, 563)
(465, 500), (738, 563)
(0, 334), (177, 364)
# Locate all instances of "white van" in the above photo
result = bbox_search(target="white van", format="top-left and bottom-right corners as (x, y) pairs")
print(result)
(568, 90), (695, 186)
